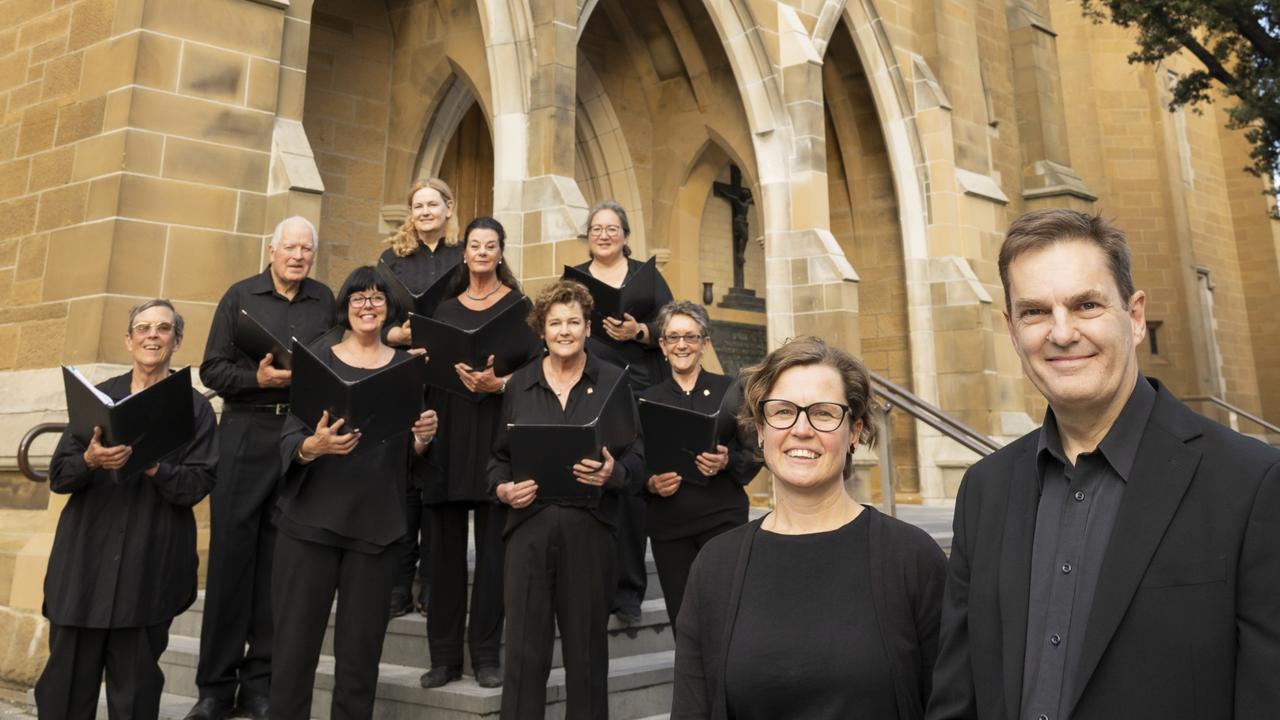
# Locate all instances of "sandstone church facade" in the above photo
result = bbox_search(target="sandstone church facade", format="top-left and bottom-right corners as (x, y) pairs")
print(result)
(1, 0), (1277, 512)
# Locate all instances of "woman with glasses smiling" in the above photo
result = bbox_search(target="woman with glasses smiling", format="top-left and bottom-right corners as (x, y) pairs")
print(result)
(574, 199), (673, 623)
(670, 336), (946, 720)
(639, 301), (761, 629)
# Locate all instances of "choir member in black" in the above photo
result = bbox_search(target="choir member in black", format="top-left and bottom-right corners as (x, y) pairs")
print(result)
(417, 217), (539, 690)
(639, 301), (761, 628)
(574, 200), (673, 624)
(671, 337), (947, 720)
(489, 280), (645, 720)
(270, 266), (439, 720)
(380, 177), (463, 617)
(36, 299), (218, 720)
(186, 216), (336, 720)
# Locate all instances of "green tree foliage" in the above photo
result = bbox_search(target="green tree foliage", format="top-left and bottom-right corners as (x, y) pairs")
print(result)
(1080, 1), (1280, 194)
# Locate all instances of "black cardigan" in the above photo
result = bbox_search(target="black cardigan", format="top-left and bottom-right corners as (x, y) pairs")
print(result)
(671, 506), (947, 720)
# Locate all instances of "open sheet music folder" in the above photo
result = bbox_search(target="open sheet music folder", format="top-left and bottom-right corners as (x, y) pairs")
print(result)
(638, 381), (742, 485)
(234, 309), (293, 369)
(561, 256), (658, 331)
(409, 295), (536, 398)
(378, 257), (457, 318)
(62, 365), (196, 478)
(507, 370), (637, 501)
(288, 342), (427, 453)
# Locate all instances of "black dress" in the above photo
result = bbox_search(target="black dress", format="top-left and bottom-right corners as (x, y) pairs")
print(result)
(36, 372), (217, 720)
(421, 290), (539, 671)
(638, 369), (760, 625)
(724, 514), (898, 719)
(270, 346), (424, 720)
(379, 242), (463, 325)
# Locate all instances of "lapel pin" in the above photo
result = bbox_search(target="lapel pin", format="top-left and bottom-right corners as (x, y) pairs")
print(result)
(703, 388), (711, 396)
(587, 387), (594, 394)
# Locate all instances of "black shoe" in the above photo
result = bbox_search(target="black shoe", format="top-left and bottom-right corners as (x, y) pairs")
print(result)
(183, 697), (233, 720)
(475, 666), (503, 688)
(419, 665), (462, 688)
(613, 605), (642, 625)
(389, 589), (414, 618)
(415, 585), (430, 616)
(235, 695), (270, 720)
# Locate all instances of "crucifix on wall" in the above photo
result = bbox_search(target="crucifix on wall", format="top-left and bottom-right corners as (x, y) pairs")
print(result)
(713, 164), (754, 292)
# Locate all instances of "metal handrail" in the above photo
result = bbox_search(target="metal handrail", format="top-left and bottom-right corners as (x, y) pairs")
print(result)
(1184, 395), (1280, 436)
(16, 388), (221, 483)
(867, 371), (1002, 517)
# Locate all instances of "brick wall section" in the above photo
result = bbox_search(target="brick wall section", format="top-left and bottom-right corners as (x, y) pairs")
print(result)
(302, 0), (394, 284)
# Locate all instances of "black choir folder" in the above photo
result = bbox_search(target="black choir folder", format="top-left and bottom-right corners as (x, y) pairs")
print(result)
(233, 311), (345, 370)
(561, 256), (658, 332)
(61, 365), (195, 478)
(288, 342), (427, 453)
(409, 295), (536, 398)
(507, 372), (637, 501)
(637, 381), (743, 485)
(378, 257), (457, 318)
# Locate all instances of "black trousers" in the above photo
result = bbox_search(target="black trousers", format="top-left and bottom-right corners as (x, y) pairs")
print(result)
(393, 482), (431, 604)
(612, 491), (647, 611)
(270, 532), (397, 720)
(650, 520), (742, 628)
(196, 410), (282, 703)
(501, 506), (615, 720)
(427, 501), (506, 670)
(35, 620), (172, 720)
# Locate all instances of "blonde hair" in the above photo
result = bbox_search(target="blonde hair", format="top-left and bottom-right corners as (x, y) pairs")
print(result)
(386, 178), (460, 256)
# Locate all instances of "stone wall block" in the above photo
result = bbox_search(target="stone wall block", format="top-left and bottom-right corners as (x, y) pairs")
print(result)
(163, 227), (262, 303)
(162, 136), (269, 192)
(177, 42), (248, 104)
(117, 174), (238, 230)
(18, 101), (58, 156)
(136, 31), (179, 91)
(34, 181), (87, 231)
(84, 172), (120, 220)
(142, 0), (284, 58)
(0, 158), (31, 201)
(67, 0), (113, 52)
(128, 88), (274, 152)
(105, 219), (166, 297)
(61, 295), (105, 363)
(79, 31), (139, 97)
(54, 96), (106, 146)
(41, 219), (112, 300)
(0, 197), (39, 239)
(39, 50), (82, 100)
(16, 6), (69, 48)
(246, 57), (279, 112)
(27, 145), (72, 192)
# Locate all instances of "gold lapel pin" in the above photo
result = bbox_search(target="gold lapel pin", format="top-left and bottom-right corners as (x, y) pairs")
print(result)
(587, 387), (594, 394)
(703, 388), (711, 396)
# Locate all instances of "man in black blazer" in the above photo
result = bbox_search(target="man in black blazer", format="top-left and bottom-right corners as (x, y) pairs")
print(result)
(928, 209), (1280, 720)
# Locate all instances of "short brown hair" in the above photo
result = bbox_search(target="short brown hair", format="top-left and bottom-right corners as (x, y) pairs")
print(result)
(999, 209), (1135, 313)
(528, 279), (595, 334)
(738, 336), (878, 450)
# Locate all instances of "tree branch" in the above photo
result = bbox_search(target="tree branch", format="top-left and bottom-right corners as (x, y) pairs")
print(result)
(1177, 31), (1239, 87)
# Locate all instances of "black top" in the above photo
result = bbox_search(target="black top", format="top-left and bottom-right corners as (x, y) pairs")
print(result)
(423, 291), (540, 504)
(45, 372), (218, 628)
(277, 345), (425, 552)
(725, 513), (898, 719)
(673, 508), (947, 720)
(638, 370), (759, 540)
(200, 269), (336, 405)
(574, 257), (673, 390)
(487, 352), (645, 536)
(379, 242), (464, 325)
(1021, 375), (1156, 720)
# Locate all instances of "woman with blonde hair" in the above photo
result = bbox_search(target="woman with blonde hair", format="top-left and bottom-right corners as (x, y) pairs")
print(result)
(671, 336), (946, 720)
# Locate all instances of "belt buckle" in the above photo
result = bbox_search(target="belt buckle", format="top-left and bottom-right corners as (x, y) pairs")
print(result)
(274, 403), (290, 415)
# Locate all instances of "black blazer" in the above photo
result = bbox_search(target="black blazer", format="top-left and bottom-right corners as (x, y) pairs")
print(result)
(927, 378), (1280, 720)
(673, 507), (946, 720)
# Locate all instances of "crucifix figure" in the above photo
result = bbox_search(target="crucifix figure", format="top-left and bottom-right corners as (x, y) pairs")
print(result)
(713, 164), (754, 291)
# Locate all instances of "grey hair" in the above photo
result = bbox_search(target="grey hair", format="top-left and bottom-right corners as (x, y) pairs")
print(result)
(270, 216), (319, 250)
(654, 300), (711, 339)
(127, 298), (185, 341)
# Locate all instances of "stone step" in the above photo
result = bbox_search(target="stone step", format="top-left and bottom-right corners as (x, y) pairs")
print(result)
(158, 636), (673, 720)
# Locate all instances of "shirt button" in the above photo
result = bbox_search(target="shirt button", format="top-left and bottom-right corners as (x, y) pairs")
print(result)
(1062, 562), (1073, 574)
(1074, 490), (1086, 502)
(1039, 715), (1049, 720)
(1050, 633), (1062, 646)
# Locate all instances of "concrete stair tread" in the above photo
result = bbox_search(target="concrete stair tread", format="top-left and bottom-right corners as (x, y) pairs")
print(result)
(161, 635), (674, 716)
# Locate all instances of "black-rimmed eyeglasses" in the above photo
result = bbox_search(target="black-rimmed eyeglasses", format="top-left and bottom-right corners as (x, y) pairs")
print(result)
(759, 399), (851, 432)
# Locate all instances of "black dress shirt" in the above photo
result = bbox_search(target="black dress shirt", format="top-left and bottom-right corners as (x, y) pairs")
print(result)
(573, 257), (673, 390)
(277, 346), (426, 553)
(200, 269), (336, 406)
(379, 242), (464, 323)
(487, 352), (645, 536)
(44, 372), (218, 628)
(637, 370), (760, 540)
(1021, 375), (1157, 720)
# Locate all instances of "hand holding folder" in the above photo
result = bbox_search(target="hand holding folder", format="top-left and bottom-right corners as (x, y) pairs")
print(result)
(637, 381), (744, 485)
(62, 366), (196, 478)
(234, 310), (294, 370)
(561, 256), (659, 334)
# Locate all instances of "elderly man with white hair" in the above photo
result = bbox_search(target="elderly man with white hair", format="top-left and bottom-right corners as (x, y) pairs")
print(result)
(186, 216), (337, 720)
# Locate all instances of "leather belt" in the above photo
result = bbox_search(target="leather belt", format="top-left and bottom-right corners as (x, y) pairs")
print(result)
(224, 402), (291, 415)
